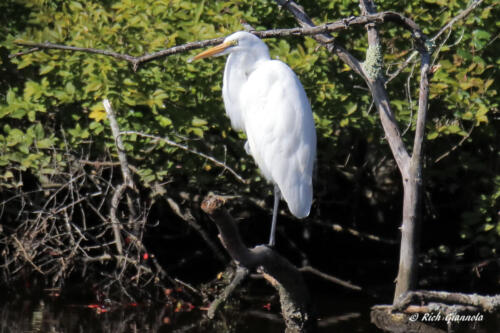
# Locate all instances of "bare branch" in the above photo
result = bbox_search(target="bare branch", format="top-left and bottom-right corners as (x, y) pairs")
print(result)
(274, 0), (365, 77)
(120, 131), (248, 184)
(386, 0), (486, 83)
(299, 265), (362, 291)
(394, 290), (500, 313)
(201, 194), (315, 332)
(434, 125), (474, 163)
(431, 0), (486, 42)
(411, 53), (430, 163)
(12, 11), (430, 74)
(12, 236), (44, 274)
(109, 183), (125, 255)
(166, 196), (226, 263)
(103, 99), (135, 190)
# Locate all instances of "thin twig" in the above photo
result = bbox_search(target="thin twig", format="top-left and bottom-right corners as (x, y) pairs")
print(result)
(120, 131), (247, 184)
(386, 0), (486, 83)
(166, 197), (227, 263)
(299, 265), (362, 291)
(12, 236), (44, 274)
(434, 125), (474, 163)
(430, 0), (486, 42)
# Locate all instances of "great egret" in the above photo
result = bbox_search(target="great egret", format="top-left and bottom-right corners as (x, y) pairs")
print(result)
(192, 31), (316, 246)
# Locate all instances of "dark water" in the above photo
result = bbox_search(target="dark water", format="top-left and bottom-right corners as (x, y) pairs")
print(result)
(0, 286), (498, 332)
(0, 295), (372, 333)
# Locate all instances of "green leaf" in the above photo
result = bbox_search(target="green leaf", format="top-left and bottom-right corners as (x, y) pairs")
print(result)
(427, 132), (438, 140)
(36, 138), (53, 149)
(192, 117), (208, 127)
(6, 89), (15, 105)
(65, 82), (76, 95)
(40, 63), (55, 75)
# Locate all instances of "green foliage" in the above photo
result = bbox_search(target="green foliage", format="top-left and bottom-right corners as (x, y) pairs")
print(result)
(0, 0), (498, 263)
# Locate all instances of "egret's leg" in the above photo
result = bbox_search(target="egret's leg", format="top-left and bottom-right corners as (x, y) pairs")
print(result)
(269, 185), (280, 247)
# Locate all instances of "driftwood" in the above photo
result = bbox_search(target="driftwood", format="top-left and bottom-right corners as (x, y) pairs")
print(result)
(201, 194), (315, 333)
(371, 290), (500, 332)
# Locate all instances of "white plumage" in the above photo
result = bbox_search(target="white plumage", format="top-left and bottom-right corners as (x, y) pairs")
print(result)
(193, 31), (316, 245)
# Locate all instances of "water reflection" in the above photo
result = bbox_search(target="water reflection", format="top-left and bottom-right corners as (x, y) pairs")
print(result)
(0, 294), (497, 332)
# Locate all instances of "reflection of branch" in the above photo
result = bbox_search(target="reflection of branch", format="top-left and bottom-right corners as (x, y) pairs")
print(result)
(318, 312), (361, 327)
(208, 266), (249, 319)
(120, 131), (247, 184)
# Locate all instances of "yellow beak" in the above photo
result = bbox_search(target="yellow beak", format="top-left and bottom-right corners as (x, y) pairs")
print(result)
(192, 41), (235, 61)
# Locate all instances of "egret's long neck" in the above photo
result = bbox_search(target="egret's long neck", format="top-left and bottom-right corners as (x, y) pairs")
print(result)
(222, 49), (270, 130)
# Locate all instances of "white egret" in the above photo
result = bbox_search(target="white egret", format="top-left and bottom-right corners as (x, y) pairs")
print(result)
(192, 31), (316, 246)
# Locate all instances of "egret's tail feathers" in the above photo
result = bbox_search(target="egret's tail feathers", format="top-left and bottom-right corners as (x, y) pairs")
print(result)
(281, 182), (312, 219)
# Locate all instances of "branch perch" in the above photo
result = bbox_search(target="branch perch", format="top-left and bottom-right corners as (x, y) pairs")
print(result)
(201, 194), (315, 333)
(13, 11), (431, 72)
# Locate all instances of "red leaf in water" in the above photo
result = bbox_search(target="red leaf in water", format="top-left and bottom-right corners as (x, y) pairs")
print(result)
(87, 304), (100, 309)
(143, 253), (149, 260)
(262, 303), (271, 311)
(96, 307), (108, 314)
(164, 288), (173, 296)
(174, 302), (182, 312)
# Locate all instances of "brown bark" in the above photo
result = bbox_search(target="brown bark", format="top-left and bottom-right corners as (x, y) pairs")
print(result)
(201, 194), (315, 333)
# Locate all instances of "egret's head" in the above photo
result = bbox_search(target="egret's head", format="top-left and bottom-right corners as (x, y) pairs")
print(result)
(191, 31), (268, 61)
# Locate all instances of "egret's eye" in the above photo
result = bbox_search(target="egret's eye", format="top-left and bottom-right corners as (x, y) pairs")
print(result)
(229, 40), (238, 46)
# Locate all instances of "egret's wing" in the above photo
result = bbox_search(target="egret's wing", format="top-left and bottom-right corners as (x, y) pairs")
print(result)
(241, 60), (316, 218)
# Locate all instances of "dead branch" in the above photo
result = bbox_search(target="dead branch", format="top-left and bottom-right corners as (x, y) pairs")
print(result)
(11, 236), (44, 274)
(430, 0), (486, 43)
(120, 131), (247, 184)
(372, 290), (500, 332)
(371, 305), (447, 333)
(299, 265), (362, 291)
(12, 10), (431, 73)
(201, 194), (315, 333)
(103, 99), (135, 191)
(394, 290), (500, 313)
(166, 196), (226, 263)
(386, 0), (486, 83)
(109, 183), (125, 256)
(103, 99), (139, 230)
